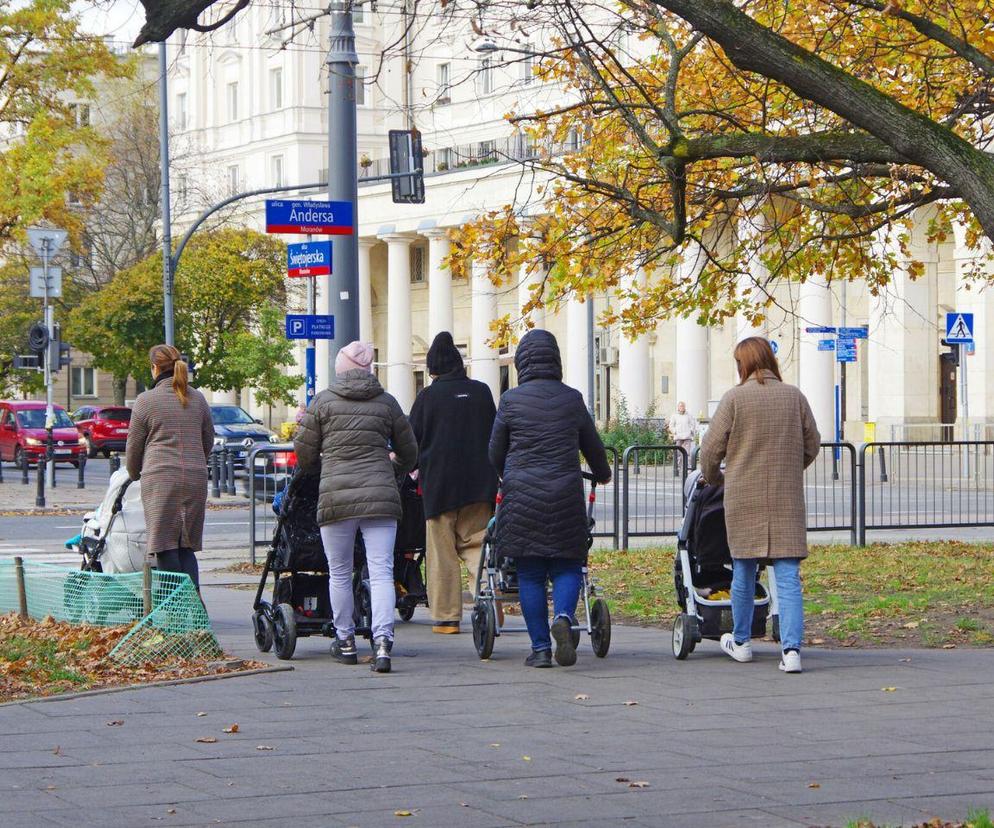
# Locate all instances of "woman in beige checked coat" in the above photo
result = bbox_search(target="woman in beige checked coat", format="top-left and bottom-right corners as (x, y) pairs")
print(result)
(699, 337), (820, 674)
(125, 345), (214, 590)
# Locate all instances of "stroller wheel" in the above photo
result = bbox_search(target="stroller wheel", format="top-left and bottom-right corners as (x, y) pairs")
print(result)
(272, 603), (297, 660)
(672, 613), (697, 660)
(589, 598), (611, 658)
(252, 610), (274, 653)
(471, 601), (496, 660)
(397, 604), (416, 622)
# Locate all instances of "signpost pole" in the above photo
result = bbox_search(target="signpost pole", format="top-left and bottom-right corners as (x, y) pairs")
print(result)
(306, 235), (316, 405)
(42, 240), (55, 488)
(159, 40), (174, 346)
(326, 10), (360, 370)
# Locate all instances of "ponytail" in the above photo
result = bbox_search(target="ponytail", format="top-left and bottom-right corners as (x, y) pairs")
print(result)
(172, 358), (189, 407)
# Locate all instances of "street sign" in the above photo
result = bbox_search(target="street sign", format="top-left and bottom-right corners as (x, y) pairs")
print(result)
(837, 326), (868, 339)
(29, 266), (62, 298)
(266, 200), (353, 235)
(945, 312), (974, 344)
(26, 227), (68, 257)
(769, 339), (779, 355)
(836, 339), (857, 362)
(287, 241), (333, 277)
(818, 339), (835, 352)
(285, 314), (335, 340)
(805, 326), (836, 334)
(305, 347), (316, 404)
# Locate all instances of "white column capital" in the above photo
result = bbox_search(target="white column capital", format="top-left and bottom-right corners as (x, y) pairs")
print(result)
(358, 237), (378, 250)
(379, 232), (414, 246)
(423, 227), (450, 241)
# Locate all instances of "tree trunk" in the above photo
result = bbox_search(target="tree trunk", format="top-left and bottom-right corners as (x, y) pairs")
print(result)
(113, 376), (127, 406)
(654, 0), (994, 242)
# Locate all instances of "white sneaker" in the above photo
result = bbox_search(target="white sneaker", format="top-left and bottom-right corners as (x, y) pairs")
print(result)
(719, 633), (753, 663)
(779, 650), (802, 673)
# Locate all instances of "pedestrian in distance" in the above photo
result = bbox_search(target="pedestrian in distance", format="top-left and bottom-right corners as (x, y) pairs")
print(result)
(699, 336), (820, 674)
(293, 340), (418, 673)
(489, 329), (613, 668)
(668, 400), (698, 468)
(125, 344), (214, 595)
(409, 332), (498, 635)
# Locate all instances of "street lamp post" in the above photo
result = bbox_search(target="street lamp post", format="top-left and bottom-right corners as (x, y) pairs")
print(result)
(159, 40), (174, 347)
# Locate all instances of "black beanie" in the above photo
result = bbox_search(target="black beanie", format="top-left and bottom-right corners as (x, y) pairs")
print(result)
(426, 331), (464, 376)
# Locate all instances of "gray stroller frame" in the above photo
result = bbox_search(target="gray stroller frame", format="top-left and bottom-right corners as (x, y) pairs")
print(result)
(672, 469), (779, 659)
(470, 471), (611, 660)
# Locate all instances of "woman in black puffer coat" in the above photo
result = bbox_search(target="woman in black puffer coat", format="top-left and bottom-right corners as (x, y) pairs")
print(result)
(489, 329), (612, 668)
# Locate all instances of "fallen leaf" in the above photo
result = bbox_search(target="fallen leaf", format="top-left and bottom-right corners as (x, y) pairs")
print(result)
(517, 795), (528, 800)
(574, 694), (589, 701)
(615, 777), (630, 783)
(899, 658), (912, 663)
(223, 724), (239, 734)
(106, 720), (124, 727)
(459, 802), (468, 807)
(522, 755), (531, 761)
(52, 746), (62, 756)
(488, 743), (500, 748)
(624, 700), (638, 706)
(256, 745), (275, 751)
(167, 809), (176, 815)
(628, 781), (650, 788)
(195, 737), (218, 744)
(196, 712), (207, 718)
(810, 638), (825, 645)
(808, 783), (821, 789)
(902, 621), (919, 629)
(394, 810), (413, 817)
(881, 687), (897, 692)
(942, 643), (957, 649)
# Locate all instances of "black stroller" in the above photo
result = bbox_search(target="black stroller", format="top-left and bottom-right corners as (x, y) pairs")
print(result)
(251, 469), (428, 660)
(671, 469), (775, 659)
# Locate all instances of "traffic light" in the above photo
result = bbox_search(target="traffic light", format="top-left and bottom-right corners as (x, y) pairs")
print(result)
(27, 321), (48, 357)
(49, 323), (71, 372)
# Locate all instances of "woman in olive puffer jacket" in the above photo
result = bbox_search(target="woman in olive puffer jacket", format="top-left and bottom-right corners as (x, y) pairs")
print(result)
(294, 341), (417, 673)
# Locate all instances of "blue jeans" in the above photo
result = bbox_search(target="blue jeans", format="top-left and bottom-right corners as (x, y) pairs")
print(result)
(732, 558), (803, 652)
(515, 557), (583, 652)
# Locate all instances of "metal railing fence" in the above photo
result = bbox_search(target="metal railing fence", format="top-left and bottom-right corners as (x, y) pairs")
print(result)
(620, 445), (690, 549)
(584, 447), (620, 549)
(247, 443), (296, 564)
(805, 443), (858, 546)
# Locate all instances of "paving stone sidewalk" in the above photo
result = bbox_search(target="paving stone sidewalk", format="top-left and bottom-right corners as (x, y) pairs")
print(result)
(1, 581), (993, 828)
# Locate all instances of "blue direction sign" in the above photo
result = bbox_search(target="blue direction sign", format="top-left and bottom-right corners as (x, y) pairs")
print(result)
(285, 314), (335, 340)
(945, 312), (974, 344)
(805, 326), (836, 334)
(818, 339), (835, 352)
(836, 339), (857, 362)
(266, 200), (353, 235)
(837, 326), (868, 339)
(287, 241), (332, 277)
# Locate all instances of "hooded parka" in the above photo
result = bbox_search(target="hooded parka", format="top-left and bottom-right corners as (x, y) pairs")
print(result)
(293, 370), (418, 526)
(488, 330), (612, 560)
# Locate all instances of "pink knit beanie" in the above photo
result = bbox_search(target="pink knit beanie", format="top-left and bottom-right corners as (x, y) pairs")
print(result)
(335, 341), (374, 375)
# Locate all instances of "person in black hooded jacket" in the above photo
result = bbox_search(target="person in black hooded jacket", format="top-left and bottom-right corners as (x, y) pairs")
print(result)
(409, 332), (498, 634)
(489, 329), (612, 668)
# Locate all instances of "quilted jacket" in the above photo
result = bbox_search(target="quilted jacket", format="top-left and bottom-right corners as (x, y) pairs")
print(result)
(488, 330), (612, 560)
(293, 370), (418, 526)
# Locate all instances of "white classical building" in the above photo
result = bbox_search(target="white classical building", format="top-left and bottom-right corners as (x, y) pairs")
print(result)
(168, 3), (993, 440)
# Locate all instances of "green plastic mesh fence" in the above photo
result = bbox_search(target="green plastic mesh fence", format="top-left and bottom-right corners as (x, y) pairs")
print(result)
(0, 560), (222, 665)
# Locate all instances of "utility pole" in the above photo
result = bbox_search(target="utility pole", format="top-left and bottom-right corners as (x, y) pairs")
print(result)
(159, 40), (174, 346)
(42, 238), (55, 488)
(326, 9), (360, 369)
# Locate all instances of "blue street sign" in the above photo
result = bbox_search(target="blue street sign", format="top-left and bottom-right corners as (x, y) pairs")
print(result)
(769, 339), (779, 355)
(285, 314), (335, 340)
(805, 326), (836, 334)
(837, 326), (868, 339)
(836, 339), (857, 362)
(818, 339), (835, 352)
(305, 346), (316, 405)
(266, 200), (353, 235)
(287, 241), (332, 277)
(945, 312), (974, 344)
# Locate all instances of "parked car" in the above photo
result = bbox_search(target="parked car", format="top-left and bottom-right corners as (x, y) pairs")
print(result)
(0, 401), (83, 468)
(209, 405), (279, 469)
(71, 405), (132, 458)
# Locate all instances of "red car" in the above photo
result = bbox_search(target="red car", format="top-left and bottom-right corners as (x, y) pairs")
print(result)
(0, 401), (84, 468)
(71, 405), (132, 458)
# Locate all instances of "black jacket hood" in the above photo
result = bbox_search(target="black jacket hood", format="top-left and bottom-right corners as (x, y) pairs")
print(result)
(329, 370), (384, 401)
(514, 329), (563, 383)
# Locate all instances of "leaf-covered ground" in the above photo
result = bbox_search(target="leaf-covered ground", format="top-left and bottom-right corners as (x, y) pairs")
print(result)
(588, 541), (994, 648)
(843, 811), (993, 828)
(0, 614), (264, 703)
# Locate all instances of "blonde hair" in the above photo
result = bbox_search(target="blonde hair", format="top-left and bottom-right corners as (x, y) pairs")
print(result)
(733, 337), (782, 385)
(149, 344), (189, 407)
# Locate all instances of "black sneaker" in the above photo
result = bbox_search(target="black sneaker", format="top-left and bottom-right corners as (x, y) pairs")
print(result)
(330, 634), (358, 665)
(525, 649), (553, 668)
(551, 616), (577, 667)
(372, 636), (392, 673)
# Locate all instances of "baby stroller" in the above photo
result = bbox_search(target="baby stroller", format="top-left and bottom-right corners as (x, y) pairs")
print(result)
(252, 469), (428, 660)
(471, 472), (611, 660)
(671, 469), (775, 659)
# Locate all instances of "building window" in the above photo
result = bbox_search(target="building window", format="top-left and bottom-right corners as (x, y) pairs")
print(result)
(478, 139), (496, 162)
(176, 92), (187, 130)
(226, 165), (240, 196)
(519, 49), (533, 85)
(270, 68), (283, 110)
(271, 155), (284, 188)
(414, 370), (425, 396)
(479, 57), (493, 95)
(226, 81), (239, 121)
(437, 62), (451, 104)
(177, 175), (189, 205)
(437, 147), (453, 171)
(318, 167), (328, 185)
(69, 103), (91, 127)
(353, 1), (365, 24)
(71, 366), (96, 398)
(355, 65), (367, 107)
(410, 246), (425, 283)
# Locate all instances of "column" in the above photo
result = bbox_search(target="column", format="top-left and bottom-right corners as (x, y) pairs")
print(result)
(675, 243), (709, 420)
(381, 233), (415, 412)
(517, 259), (546, 330)
(565, 295), (589, 404)
(471, 259), (500, 401)
(617, 269), (651, 417)
(425, 228), (453, 337)
(798, 278), (836, 439)
(357, 239), (376, 343)
(952, 220), (990, 423)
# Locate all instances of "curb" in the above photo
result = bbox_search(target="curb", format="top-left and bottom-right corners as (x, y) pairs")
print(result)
(2, 664), (293, 707)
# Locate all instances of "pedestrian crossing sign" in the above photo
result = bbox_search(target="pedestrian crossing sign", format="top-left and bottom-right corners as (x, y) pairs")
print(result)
(946, 312), (974, 344)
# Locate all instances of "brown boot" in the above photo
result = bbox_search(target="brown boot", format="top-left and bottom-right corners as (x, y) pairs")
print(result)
(432, 621), (460, 634)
